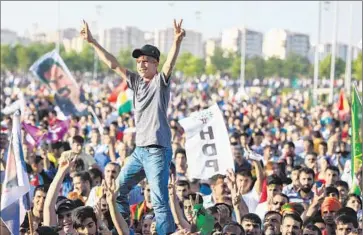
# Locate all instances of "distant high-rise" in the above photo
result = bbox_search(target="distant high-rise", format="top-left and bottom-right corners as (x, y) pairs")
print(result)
(99, 26), (145, 55)
(263, 28), (310, 59)
(154, 28), (203, 57)
(221, 27), (263, 58)
(308, 42), (360, 63)
(1, 29), (18, 45)
(205, 38), (221, 65)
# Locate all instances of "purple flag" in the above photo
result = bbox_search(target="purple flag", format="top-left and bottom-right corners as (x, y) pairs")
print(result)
(21, 122), (47, 148)
(47, 119), (70, 143)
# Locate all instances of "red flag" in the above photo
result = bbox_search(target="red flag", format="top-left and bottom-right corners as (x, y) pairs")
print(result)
(337, 90), (344, 111)
(108, 81), (128, 103)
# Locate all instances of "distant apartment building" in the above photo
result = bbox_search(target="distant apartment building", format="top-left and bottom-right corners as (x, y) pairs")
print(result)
(263, 28), (310, 60)
(308, 42), (360, 63)
(205, 38), (221, 65)
(98, 26), (145, 55)
(144, 31), (154, 45)
(154, 28), (203, 57)
(221, 27), (263, 58)
(46, 28), (79, 43)
(1, 29), (18, 45)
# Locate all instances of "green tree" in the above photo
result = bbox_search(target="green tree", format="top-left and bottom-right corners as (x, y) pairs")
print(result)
(283, 53), (310, 78)
(319, 54), (346, 79)
(157, 53), (167, 71)
(1, 44), (18, 71)
(175, 52), (205, 77)
(117, 48), (136, 71)
(205, 63), (217, 75)
(249, 56), (265, 79)
(209, 47), (233, 73)
(79, 44), (95, 72)
(353, 52), (362, 80)
(14, 44), (32, 71)
(264, 57), (284, 77)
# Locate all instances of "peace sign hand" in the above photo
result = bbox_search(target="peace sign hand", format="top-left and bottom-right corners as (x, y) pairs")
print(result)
(104, 179), (118, 204)
(80, 19), (94, 43)
(173, 19), (186, 42)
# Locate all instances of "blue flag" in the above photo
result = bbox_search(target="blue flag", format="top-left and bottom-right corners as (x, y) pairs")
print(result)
(1, 110), (31, 235)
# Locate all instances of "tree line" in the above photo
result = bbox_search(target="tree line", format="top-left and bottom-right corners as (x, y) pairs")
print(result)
(1, 42), (362, 81)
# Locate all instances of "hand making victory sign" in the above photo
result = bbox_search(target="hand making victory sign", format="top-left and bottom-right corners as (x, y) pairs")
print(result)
(80, 19), (94, 43)
(173, 19), (186, 42)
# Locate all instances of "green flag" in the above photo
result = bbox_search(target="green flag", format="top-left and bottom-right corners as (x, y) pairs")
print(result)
(351, 85), (363, 195)
(194, 204), (215, 235)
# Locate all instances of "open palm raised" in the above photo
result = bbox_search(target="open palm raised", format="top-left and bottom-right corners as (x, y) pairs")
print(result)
(173, 19), (186, 42)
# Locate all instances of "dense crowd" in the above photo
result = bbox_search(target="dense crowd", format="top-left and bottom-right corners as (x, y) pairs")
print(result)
(0, 64), (361, 235)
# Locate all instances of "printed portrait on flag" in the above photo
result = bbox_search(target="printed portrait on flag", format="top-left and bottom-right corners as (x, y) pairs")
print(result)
(30, 50), (87, 116)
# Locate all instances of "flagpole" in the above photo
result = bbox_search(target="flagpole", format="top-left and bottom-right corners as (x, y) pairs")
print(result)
(313, 1), (322, 106)
(345, 2), (353, 98)
(56, 0), (60, 53)
(329, 1), (339, 104)
(28, 211), (34, 235)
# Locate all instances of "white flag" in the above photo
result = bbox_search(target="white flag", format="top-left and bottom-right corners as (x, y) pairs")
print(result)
(179, 104), (234, 180)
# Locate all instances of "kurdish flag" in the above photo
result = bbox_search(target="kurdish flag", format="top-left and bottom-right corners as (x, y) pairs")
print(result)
(108, 80), (128, 103)
(117, 88), (133, 115)
(351, 84), (363, 195)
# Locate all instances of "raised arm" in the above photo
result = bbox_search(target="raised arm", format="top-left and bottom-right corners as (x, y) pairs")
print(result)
(168, 175), (191, 230)
(80, 20), (127, 80)
(162, 19), (185, 80)
(43, 155), (76, 226)
(105, 179), (130, 235)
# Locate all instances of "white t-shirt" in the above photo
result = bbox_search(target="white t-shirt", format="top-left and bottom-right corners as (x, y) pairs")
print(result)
(255, 201), (268, 220)
(242, 189), (260, 213)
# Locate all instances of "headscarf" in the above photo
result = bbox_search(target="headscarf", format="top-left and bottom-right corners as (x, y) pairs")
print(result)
(321, 197), (342, 216)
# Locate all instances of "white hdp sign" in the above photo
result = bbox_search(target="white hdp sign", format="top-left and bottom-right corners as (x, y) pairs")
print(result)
(179, 103), (235, 180)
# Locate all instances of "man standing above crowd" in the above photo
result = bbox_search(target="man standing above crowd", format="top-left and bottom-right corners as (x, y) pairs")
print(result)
(80, 18), (186, 234)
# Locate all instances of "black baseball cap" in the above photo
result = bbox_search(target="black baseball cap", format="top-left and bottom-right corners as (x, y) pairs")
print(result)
(132, 44), (160, 61)
(55, 198), (77, 214)
(267, 174), (283, 186)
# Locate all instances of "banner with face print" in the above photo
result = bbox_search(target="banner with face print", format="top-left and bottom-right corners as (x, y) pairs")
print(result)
(29, 50), (87, 116)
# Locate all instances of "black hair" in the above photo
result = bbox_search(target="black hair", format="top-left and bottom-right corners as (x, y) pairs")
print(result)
(88, 168), (103, 181)
(344, 194), (363, 209)
(72, 198), (85, 208)
(324, 186), (339, 197)
(335, 215), (358, 228)
(34, 185), (48, 197)
(209, 174), (226, 185)
(335, 180), (349, 191)
(175, 148), (186, 156)
(325, 165), (340, 175)
(241, 213), (262, 227)
(176, 180), (190, 189)
(282, 212), (303, 228)
(319, 141), (327, 148)
(292, 165), (303, 172)
(206, 206), (219, 215)
(236, 169), (253, 179)
(36, 57), (62, 84)
(215, 203), (233, 218)
(72, 135), (84, 145)
(299, 167), (315, 179)
(74, 158), (85, 172)
(73, 171), (92, 186)
(264, 211), (282, 222)
(285, 141), (295, 149)
(223, 221), (244, 235)
(303, 224), (322, 235)
(72, 206), (97, 229)
(51, 142), (63, 150)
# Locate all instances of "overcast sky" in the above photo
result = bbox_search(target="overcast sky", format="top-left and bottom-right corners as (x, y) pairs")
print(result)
(1, 1), (362, 45)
